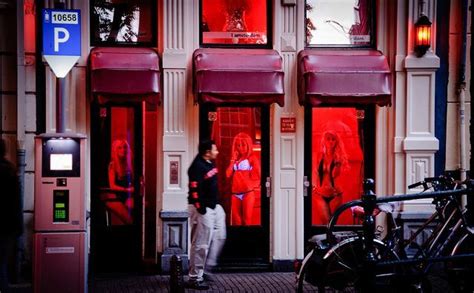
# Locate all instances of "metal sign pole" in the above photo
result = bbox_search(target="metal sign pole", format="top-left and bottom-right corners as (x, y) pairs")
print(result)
(56, 77), (66, 133)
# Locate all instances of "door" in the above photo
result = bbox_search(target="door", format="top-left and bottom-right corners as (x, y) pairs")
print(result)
(90, 104), (144, 273)
(200, 105), (270, 268)
(304, 106), (375, 237)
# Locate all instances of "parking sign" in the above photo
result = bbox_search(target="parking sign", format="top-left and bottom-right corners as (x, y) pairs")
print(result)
(42, 9), (81, 78)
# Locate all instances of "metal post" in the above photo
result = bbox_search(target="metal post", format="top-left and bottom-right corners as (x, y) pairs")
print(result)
(360, 178), (376, 291)
(170, 255), (184, 293)
(56, 77), (66, 133)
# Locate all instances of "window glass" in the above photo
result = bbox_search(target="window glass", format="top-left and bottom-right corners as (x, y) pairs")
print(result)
(101, 107), (136, 226)
(311, 108), (365, 226)
(211, 107), (262, 226)
(91, 0), (156, 46)
(201, 0), (270, 46)
(306, 0), (373, 47)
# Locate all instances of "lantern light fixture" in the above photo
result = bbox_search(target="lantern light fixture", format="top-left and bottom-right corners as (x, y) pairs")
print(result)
(414, 14), (432, 57)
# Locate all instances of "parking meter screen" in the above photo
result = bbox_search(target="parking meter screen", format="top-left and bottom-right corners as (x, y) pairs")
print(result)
(50, 154), (73, 171)
(42, 138), (80, 177)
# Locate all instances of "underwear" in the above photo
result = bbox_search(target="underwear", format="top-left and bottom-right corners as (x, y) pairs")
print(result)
(234, 194), (245, 200)
(314, 186), (342, 201)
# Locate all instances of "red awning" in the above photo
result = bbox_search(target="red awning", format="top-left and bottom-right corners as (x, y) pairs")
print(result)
(193, 49), (284, 106)
(90, 47), (160, 104)
(298, 50), (392, 106)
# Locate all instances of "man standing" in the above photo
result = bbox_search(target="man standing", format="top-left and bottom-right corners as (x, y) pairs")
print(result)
(0, 139), (23, 293)
(186, 140), (226, 290)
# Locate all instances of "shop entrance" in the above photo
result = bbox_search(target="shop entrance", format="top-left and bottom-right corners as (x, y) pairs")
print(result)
(303, 107), (375, 237)
(200, 105), (270, 268)
(90, 104), (144, 273)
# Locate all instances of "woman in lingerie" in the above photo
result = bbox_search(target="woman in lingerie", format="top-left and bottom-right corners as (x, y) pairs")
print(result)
(313, 130), (348, 225)
(226, 132), (261, 226)
(104, 139), (135, 225)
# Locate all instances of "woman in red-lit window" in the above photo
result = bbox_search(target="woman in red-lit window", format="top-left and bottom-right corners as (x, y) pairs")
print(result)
(103, 139), (134, 225)
(226, 132), (260, 226)
(313, 130), (349, 224)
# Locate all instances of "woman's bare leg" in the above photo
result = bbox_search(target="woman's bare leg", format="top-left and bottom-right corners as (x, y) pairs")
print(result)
(242, 192), (255, 226)
(231, 195), (242, 225)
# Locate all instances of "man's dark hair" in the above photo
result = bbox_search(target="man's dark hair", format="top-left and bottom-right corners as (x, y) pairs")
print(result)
(0, 138), (6, 158)
(198, 139), (215, 156)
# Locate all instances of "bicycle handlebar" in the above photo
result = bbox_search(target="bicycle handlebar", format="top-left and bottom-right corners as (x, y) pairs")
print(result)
(407, 175), (456, 190)
(325, 186), (471, 245)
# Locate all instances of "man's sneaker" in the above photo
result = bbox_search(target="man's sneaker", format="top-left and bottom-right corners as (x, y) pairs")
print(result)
(185, 279), (210, 290)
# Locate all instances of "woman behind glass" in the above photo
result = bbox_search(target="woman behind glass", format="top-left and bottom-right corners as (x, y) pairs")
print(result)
(226, 132), (261, 226)
(104, 139), (134, 225)
(313, 130), (349, 224)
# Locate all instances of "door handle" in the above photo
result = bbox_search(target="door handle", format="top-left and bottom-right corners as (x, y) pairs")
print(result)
(265, 177), (272, 198)
(303, 176), (310, 197)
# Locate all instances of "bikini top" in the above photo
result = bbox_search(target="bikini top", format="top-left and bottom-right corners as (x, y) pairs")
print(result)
(318, 158), (336, 187)
(233, 159), (252, 171)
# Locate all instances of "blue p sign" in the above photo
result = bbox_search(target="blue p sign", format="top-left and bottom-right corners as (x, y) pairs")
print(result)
(42, 9), (81, 77)
(43, 9), (81, 56)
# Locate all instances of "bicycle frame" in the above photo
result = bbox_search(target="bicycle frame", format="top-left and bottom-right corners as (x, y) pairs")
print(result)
(297, 178), (474, 292)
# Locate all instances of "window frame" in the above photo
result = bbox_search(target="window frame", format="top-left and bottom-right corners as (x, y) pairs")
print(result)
(303, 105), (375, 237)
(89, 0), (157, 47)
(304, 0), (376, 48)
(199, 0), (273, 49)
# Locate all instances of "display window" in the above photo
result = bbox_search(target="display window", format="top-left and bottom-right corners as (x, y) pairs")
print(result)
(305, 0), (374, 47)
(200, 0), (271, 47)
(100, 107), (137, 226)
(311, 108), (368, 226)
(90, 0), (156, 46)
(210, 107), (262, 226)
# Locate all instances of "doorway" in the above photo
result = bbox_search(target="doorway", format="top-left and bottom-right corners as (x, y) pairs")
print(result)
(303, 106), (375, 238)
(200, 105), (270, 268)
(90, 104), (144, 273)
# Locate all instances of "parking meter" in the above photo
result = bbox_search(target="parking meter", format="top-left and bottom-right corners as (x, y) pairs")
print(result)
(33, 133), (87, 293)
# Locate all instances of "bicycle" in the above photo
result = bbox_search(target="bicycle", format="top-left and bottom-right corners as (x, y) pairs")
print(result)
(296, 176), (474, 292)
(296, 180), (401, 292)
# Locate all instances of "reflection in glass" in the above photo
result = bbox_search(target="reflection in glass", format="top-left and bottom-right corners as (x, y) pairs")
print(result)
(312, 108), (364, 225)
(201, 0), (268, 45)
(306, 0), (372, 46)
(211, 108), (262, 226)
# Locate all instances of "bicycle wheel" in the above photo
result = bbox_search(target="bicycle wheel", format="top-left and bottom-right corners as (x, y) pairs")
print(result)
(296, 249), (326, 293)
(296, 250), (313, 293)
(446, 233), (474, 292)
(323, 237), (401, 291)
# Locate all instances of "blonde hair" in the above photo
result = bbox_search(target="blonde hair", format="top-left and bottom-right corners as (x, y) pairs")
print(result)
(231, 132), (254, 160)
(318, 130), (348, 169)
(111, 139), (133, 178)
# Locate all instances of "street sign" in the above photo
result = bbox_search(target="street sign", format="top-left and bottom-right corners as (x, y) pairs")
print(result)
(42, 9), (81, 78)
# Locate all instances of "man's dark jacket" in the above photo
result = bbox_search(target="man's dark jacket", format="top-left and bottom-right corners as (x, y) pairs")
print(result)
(0, 158), (23, 237)
(188, 155), (218, 214)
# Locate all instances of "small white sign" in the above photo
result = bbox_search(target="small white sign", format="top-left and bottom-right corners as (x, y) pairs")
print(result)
(46, 247), (75, 254)
(51, 11), (79, 24)
(350, 35), (370, 43)
(203, 32), (264, 39)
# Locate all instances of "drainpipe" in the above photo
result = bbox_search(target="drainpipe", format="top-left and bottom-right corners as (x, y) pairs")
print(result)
(469, 0), (474, 226)
(458, 0), (468, 208)
(16, 0), (26, 282)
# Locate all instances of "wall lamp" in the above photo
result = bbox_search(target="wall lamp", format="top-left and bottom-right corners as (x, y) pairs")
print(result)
(414, 14), (432, 57)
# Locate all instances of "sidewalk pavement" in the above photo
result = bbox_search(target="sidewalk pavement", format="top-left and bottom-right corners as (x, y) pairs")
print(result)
(9, 271), (453, 292)
(8, 272), (319, 292)
(90, 272), (319, 293)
